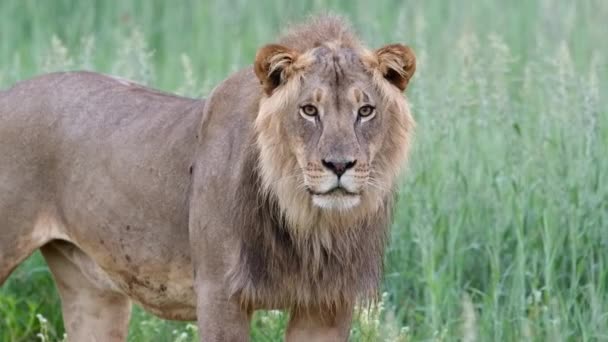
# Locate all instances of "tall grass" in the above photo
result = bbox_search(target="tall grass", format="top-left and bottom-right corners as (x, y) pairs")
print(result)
(1, 0), (607, 341)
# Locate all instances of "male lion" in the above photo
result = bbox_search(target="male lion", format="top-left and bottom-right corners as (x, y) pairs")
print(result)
(0, 16), (415, 341)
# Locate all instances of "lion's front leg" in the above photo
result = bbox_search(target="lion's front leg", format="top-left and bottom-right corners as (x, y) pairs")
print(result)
(285, 306), (353, 342)
(195, 280), (251, 342)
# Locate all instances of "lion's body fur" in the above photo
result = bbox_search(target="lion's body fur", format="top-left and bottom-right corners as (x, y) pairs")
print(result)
(0, 15), (414, 341)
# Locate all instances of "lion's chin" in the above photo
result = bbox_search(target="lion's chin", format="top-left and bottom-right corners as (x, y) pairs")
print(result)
(311, 194), (361, 211)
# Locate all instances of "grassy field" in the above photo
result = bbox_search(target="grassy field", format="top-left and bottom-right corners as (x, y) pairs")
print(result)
(1, 0), (607, 341)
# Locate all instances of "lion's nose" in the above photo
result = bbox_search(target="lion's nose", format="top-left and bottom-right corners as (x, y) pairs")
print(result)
(322, 159), (357, 177)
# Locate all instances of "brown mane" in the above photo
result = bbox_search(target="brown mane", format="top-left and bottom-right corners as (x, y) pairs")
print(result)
(227, 15), (411, 312)
(228, 141), (393, 312)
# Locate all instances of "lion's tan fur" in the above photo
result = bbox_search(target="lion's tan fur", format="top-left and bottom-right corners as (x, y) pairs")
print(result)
(0, 15), (415, 341)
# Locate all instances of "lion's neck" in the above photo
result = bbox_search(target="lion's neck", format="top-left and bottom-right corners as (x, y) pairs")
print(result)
(227, 147), (393, 310)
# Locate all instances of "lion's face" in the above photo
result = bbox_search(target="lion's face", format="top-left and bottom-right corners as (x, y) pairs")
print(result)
(280, 47), (390, 210)
(254, 42), (415, 217)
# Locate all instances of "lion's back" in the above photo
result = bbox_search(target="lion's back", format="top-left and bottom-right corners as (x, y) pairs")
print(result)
(0, 71), (204, 240)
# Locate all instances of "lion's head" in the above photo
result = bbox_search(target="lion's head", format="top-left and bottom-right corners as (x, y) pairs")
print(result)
(252, 17), (415, 233)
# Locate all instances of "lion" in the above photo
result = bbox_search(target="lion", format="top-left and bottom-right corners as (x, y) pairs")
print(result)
(0, 15), (415, 341)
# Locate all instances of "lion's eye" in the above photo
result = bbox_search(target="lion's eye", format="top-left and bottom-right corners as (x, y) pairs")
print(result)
(358, 105), (375, 118)
(301, 105), (318, 117)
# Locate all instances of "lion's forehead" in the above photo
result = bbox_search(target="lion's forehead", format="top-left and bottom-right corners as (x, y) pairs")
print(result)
(299, 53), (374, 108)
(310, 44), (360, 62)
(305, 46), (370, 83)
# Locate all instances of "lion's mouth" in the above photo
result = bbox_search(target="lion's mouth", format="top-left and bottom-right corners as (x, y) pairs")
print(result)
(306, 187), (359, 197)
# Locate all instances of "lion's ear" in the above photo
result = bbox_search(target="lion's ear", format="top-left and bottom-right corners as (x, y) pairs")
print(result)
(375, 44), (416, 91)
(254, 44), (300, 95)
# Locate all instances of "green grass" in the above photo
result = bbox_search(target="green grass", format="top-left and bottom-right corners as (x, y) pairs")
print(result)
(1, 0), (607, 341)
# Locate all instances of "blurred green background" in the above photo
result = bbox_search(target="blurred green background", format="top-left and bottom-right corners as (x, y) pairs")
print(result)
(1, 1), (606, 341)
